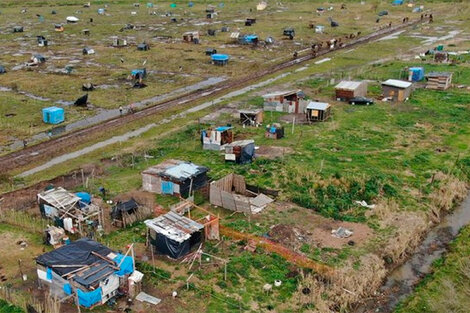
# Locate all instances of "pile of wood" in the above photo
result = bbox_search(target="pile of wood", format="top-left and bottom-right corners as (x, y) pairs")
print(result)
(426, 72), (453, 90)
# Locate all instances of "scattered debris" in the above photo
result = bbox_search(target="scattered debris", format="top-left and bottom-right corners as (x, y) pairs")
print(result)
(332, 227), (353, 238)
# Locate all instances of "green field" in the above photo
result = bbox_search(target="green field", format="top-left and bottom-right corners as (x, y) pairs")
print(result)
(1, 1), (470, 312)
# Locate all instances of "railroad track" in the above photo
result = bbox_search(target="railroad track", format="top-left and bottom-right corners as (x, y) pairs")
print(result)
(0, 19), (425, 173)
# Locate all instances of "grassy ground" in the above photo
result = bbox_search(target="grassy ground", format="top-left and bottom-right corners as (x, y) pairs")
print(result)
(1, 1), (470, 312)
(394, 225), (470, 313)
(0, 0), (450, 144)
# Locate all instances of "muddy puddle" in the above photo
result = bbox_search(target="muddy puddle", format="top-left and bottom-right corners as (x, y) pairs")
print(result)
(356, 193), (470, 313)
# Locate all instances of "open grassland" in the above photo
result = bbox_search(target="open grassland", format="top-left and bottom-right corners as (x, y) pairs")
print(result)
(394, 225), (470, 313)
(0, 0), (457, 145)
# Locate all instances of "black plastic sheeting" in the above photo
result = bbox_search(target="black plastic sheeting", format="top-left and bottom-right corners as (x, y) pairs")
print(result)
(178, 172), (208, 198)
(239, 143), (255, 164)
(111, 198), (139, 220)
(150, 231), (202, 259)
(36, 238), (113, 276)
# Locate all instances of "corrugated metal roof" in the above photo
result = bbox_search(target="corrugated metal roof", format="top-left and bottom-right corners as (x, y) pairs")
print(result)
(142, 160), (208, 181)
(382, 79), (412, 89)
(335, 81), (363, 90)
(145, 212), (204, 243)
(262, 90), (299, 98)
(306, 101), (330, 110)
(426, 72), (452, 78)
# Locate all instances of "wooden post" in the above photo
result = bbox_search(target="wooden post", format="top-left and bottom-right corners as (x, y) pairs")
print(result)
(291, 116), (295, 134)
(81, 169), (85, 186)
(224, 262), (227, 281)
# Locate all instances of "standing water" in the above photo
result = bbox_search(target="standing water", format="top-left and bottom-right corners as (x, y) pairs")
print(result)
(357, 193), (470, 312)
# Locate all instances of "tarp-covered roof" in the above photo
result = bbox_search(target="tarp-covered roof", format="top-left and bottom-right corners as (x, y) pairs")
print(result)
(36, 238), (114, 277)
(142, 159), (208, 182)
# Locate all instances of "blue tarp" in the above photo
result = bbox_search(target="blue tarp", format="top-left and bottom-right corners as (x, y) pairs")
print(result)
(161, 181), (174, 194)
(63, 283), (72, 295)
(243, 34), (258, 42)
(75, 192), (91, 204)
(392, 0), (404, 5)
(215, 126), (232, 131)
(46, 267), (53, 280)
(42, 107), (64, 124)
(113, 254), (134, 276)
(409, 67), (424, 81)
(211, 54), (229, 61)
(188, 2), (194, 7)
(77, 288), (102, 308)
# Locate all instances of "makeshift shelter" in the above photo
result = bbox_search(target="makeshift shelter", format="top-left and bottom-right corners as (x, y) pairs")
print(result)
(0, 65), (6, 74)
(111, 198), (153, 228)
(36, 238), (139, 308)
(207, 12), (217, 19)
(335, 81), (368, 101)
(408, 67), (425, 82)
(381, 79), (413, 102)
(182, 31), (199, 43)
(283, 28), (295, 39)
(37, 36), (48, 47)
(263, 90), (307, 113)
(42, 107), (64, 124)
(37, 187), (104, 236)
(239, 109), (263, 126)
(265, 123), (284, 139)
(239, 34), (258, 45)
(142, 160), (209, 198)
(202, 126), (233, 150)
(426, 72), (453, 90)
(207, 29), (216, 36)
(245, 18), (256, 26)
(434, 51), (449, 63)
(224, 140), (255, 164)
(30, 54), (46, 65)
(54, 24), (64, 32)
(74, 94), (88, 107)
(210, 174), (274, 214)
(130, 68), (147, 80)
(137, 43), (150, 51)
(306, 101), (331, 122)
(315, 25), (325, 33)
(145, 212), (204, 259)
(111, 37), (127, 47)
(205, 48), (217, 55)
(211, 54), (229, 66)
(83, 47), (95, 55)
(13, 26), (24, 33)
(66, 16), (79, 23)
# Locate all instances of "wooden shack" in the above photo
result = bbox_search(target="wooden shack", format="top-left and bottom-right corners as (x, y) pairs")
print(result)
(381, 79), (413, 102)
(335, 81), (367, 101)
(306, 101), (331, 122)
(183, 31), (199, 43)
(426, 72), (453, 90)
(142, 160), (209, 198)
(239, 109), (263, 126)
(263, 90), (307, 113)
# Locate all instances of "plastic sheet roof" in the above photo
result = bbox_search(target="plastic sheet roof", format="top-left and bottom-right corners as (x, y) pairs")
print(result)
(382, 79), (412, 89)
(145, 212), (204, 242)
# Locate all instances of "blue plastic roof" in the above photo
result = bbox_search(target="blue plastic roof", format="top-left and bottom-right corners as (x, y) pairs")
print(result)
(211, 54), (229, 61)
(244, 34), (258, 41)
(42, 106), (63, 113)
(215, 126), (232, 131)
(75, 192), (92, 204)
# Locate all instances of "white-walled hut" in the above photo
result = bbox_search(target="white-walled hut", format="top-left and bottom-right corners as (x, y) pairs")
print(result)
(142, 160), (209, 198)
(201, 126), (233, 150)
